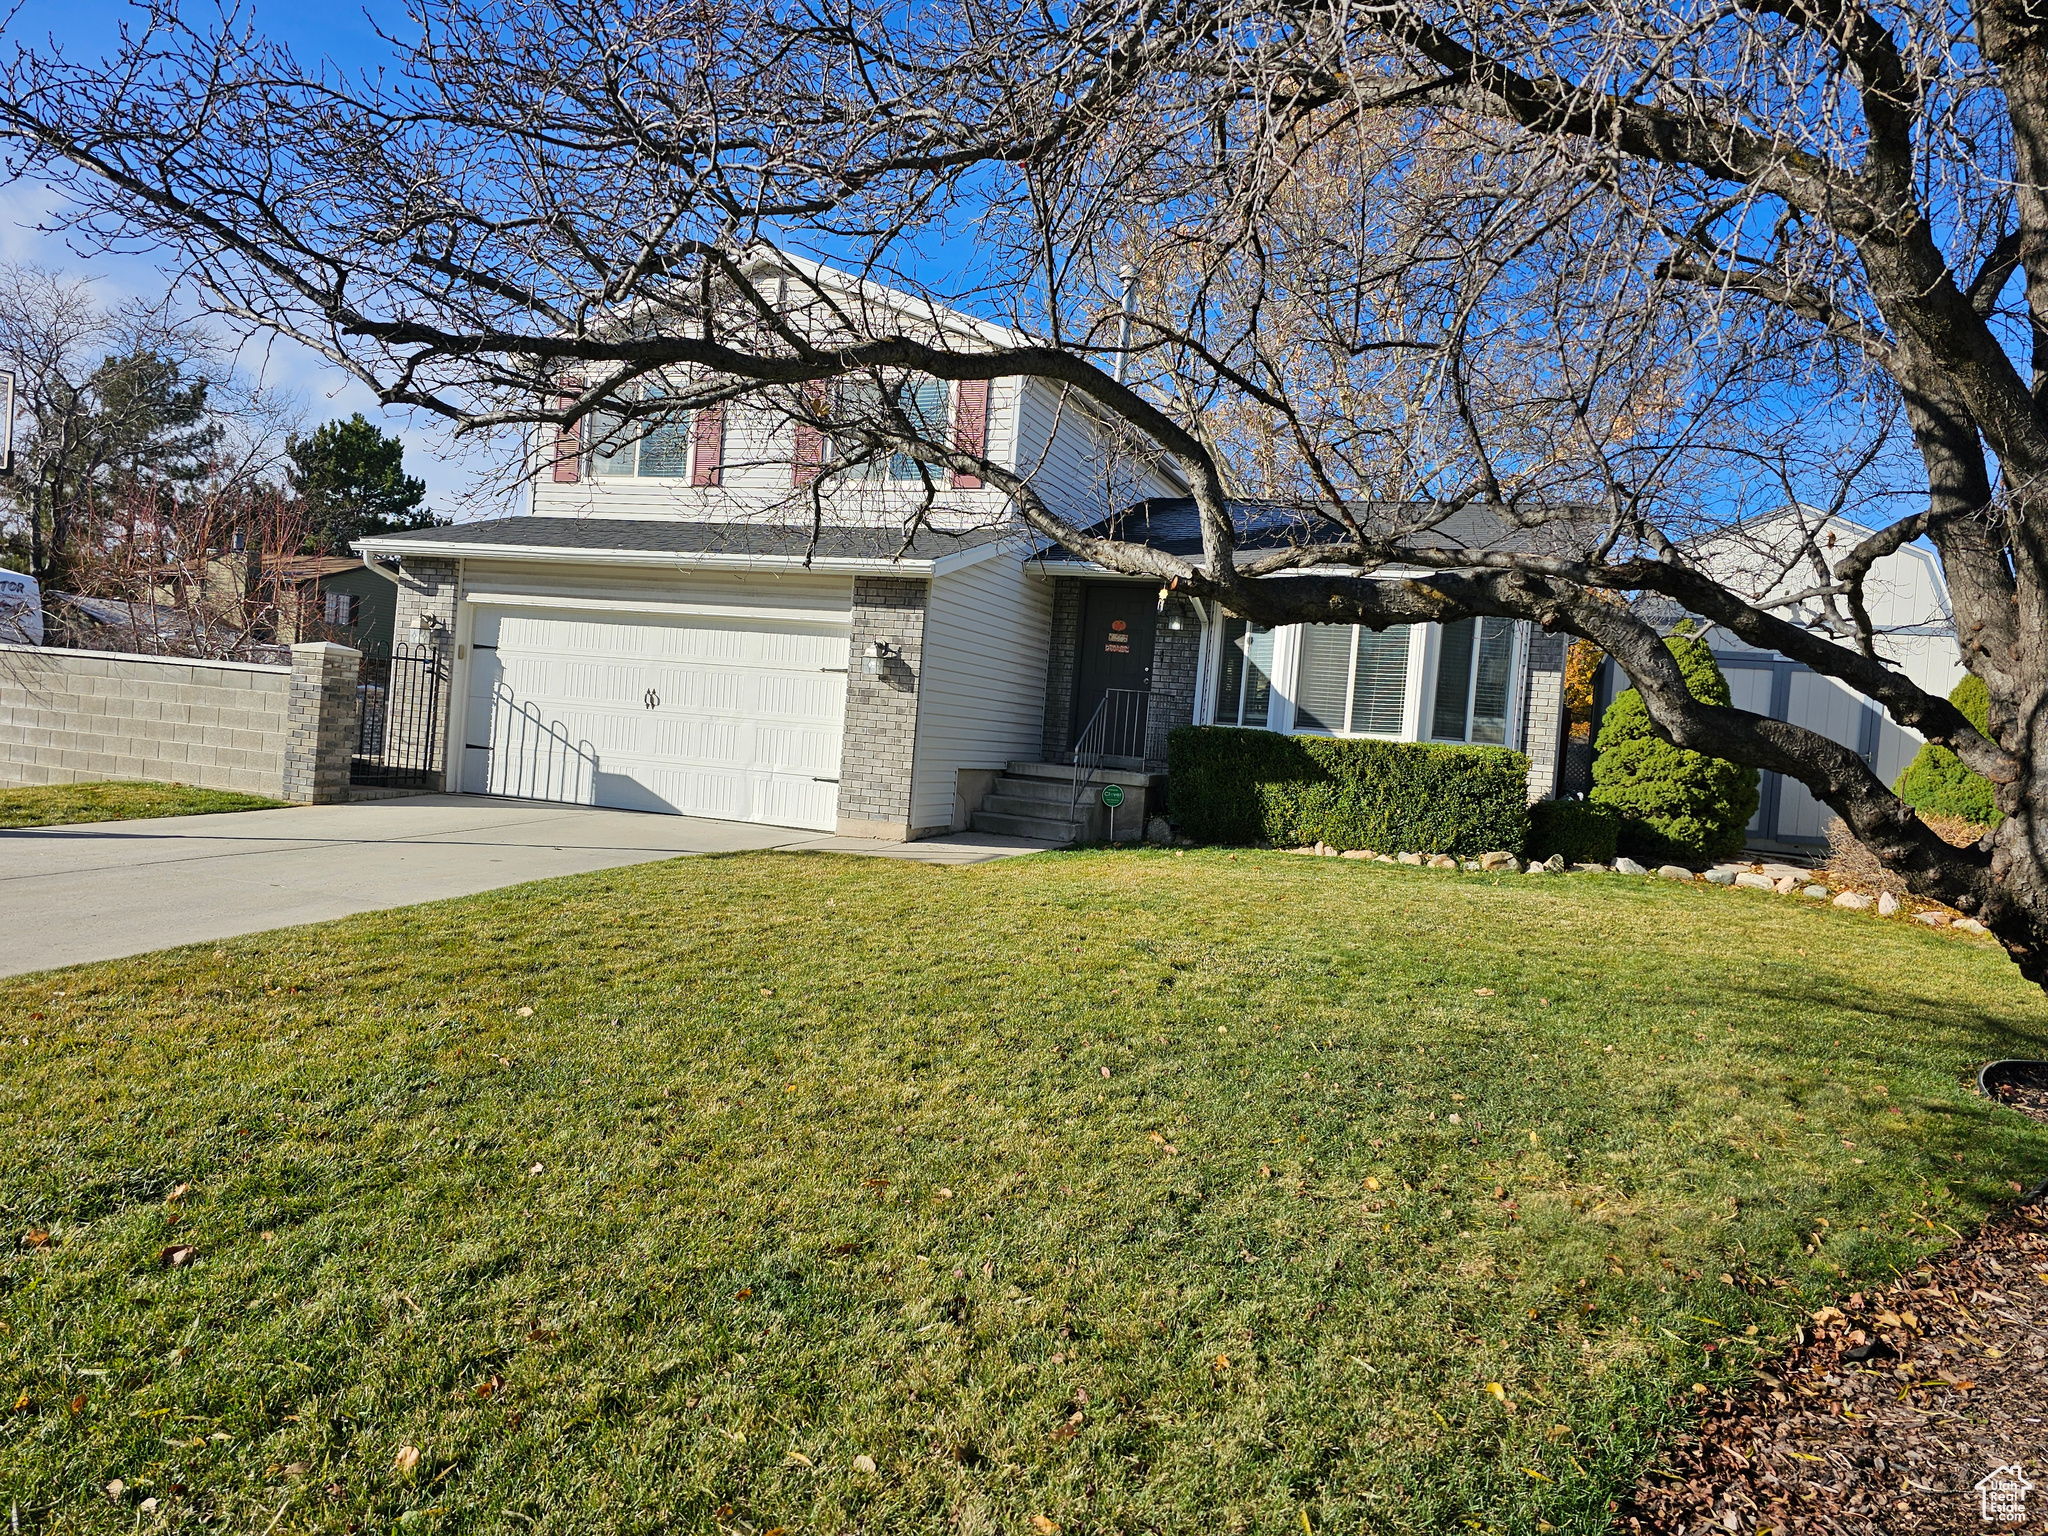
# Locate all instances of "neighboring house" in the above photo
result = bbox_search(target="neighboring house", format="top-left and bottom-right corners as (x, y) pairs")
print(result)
(1605, 506), (1966, 850)
(356, 298), (1578, 839)
(270, 556), (398, 653)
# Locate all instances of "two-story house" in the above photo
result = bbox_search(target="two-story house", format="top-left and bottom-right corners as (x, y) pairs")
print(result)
(355, 263), (1587, 840)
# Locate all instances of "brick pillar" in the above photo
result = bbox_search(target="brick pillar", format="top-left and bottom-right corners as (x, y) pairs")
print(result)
(1520, 625), (1567, 802)
(836, 576), (928, 839)
(282, 641), (361, 803)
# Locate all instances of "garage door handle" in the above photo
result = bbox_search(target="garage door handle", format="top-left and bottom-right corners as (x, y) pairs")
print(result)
(813, 777), (840, 784)
(819, 666), (848, 673)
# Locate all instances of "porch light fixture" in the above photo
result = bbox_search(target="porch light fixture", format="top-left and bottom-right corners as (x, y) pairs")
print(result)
(863, 640), (893, 675)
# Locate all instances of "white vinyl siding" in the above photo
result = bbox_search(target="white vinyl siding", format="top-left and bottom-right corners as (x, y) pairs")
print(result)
(909, 558), (1057, 833)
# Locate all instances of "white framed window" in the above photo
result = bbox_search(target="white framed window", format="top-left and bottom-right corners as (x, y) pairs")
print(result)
(1213, 615), (1276, 727)
(1291, 624), (1413, 736)
(834, 376), (950, 481)
(1428, 616), (1518, 744)
(590, 390), (693, 479)
(322, 590), (360, 626)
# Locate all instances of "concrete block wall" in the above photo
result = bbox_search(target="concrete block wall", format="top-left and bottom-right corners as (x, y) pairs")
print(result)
(0, 644), (331, 799)
(836, 575), (928, 839)
(1521, 626), (1568, 802)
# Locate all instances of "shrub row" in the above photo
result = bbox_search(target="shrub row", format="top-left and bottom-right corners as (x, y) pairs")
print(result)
(1528, 798), (1622, 865)
(1166, 727), (1530, 855)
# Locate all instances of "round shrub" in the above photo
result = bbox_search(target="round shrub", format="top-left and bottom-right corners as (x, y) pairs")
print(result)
(1893, 674), (2002, 826)
(1590, 633), (1761, 863)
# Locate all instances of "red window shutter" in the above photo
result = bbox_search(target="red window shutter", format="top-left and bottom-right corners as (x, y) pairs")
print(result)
(551, 375), (585, 483)
(792, 385), (828, 485)
(691, 403), (725, 486)
(951, 378), (989, 489)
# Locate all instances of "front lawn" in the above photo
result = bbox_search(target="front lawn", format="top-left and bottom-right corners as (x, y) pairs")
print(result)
(3, 851), (2044, 1534)
(0, 780), (286, 829)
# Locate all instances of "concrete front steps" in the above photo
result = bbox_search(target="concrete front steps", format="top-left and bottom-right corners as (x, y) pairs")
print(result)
(968, 762), (1162, 845)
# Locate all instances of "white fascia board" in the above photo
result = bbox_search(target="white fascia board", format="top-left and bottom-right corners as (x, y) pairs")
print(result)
(353, 536), (942, 576)
(753, 249), (1041, 353)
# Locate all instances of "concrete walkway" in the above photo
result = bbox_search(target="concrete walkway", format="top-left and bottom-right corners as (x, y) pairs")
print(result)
(0, 794), (1052, 976)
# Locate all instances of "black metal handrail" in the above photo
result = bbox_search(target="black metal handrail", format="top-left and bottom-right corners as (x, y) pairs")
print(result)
(1069, 687), (1149, 823)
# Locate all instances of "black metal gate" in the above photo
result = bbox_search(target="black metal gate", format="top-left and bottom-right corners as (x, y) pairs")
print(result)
(351, 642), (446, 790)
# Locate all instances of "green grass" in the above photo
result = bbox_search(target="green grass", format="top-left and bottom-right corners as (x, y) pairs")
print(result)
(3, 850), (2044, 1535)
(0, 780), (287, 829)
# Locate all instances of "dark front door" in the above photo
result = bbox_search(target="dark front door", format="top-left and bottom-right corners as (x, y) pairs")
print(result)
(1071, 584), (1156, 762)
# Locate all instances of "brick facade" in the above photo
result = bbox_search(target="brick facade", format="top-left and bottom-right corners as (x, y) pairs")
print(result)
(281, 642), (364, 804)
(1039, 576), (1084, 762)
(391, 557), (459, 791)
(836, 575), (929, 838)
(1143, 593), (1204, 769)
(1520, 626), (1567, 802)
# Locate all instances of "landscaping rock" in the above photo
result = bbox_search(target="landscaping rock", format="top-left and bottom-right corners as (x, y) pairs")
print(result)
(1613, 856), (1647, 876)
(1759, 863), (1808, 882)
(1916, 911), (1951, 927)
(1375, 854), (1397, 864)
(1427, 854), (1457, 869)
(1802, 885), (1829, 899)
(1657, 865), (1694, 881)
(1573, 862), (1610, 873)
(1832, 891), (1873, 911)
(1397, 851), (1425, 865)
(1773, 875), (1800, 894)
(1145, 816), (1173, 846)
(1877, 890), (1899, 917)
(1704, 868), (1738, 886)
(1479, 850), (1518, 871)
(1734, 872), (1774, 891)
(1461, 860), (1483, 872)
(1542, 853), (1566, 873)
(1955, 917), (1989, 935)
(1525, 863), (1554, 874)
(1341, 849), (1371, 860)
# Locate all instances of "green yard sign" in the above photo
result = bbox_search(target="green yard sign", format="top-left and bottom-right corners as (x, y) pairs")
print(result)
(1100, 783), (1125, 808)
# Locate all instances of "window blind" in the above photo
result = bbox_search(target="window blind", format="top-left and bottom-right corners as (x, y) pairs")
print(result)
(1432, 618), (1477, 739)
(1293, 624), (1353, 733)
(1352, 626), (1410, 734)
(1471, 618), (1516, 744)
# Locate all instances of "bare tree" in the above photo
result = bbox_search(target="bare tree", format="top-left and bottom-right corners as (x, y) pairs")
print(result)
(4, 0), (2047, 980)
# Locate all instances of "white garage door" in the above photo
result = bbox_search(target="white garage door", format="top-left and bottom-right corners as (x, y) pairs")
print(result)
(462, 604), (849, 830)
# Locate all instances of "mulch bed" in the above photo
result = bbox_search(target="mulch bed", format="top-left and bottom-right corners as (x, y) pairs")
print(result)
(1987, 1063), (2048, 1127)
(1620, 1201), (2048, 1534)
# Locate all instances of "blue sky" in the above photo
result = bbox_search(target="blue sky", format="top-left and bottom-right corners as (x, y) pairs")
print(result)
(1, 0), (514, 517)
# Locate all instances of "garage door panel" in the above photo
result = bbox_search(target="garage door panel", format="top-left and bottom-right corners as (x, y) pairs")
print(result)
(464, 604), (848, 830)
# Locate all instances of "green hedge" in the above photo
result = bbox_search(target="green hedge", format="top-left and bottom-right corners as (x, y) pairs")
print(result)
(1528, 798), (1622, 864)
(1167, 727), (1530, 855)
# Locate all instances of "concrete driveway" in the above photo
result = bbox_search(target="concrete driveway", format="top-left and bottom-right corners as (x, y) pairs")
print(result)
(0, 794), (1049, 976)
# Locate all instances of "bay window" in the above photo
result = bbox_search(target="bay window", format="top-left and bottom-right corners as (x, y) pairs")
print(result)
(1292, 624), (1412, 736)
(1429, 616), (1517, 744)
(1215, 616), (1275, 727)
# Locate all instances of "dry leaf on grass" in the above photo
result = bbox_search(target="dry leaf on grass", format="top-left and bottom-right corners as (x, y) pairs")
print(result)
(394, 1444), (420, 1475)
(157, 1244), (197, 1268)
